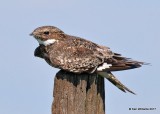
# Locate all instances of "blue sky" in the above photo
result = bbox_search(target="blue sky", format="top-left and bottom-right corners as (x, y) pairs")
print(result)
(0, 0), (160, 114)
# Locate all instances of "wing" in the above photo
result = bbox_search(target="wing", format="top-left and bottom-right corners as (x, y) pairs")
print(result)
(105, 53), (144, 71)
(47, 37), (105, 73)
(98, 71), (136, 94)
(34, 45), (47, 58)
(97, 46), (144, 72)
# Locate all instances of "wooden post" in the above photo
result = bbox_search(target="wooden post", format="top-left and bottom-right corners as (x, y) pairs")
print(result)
(52, 70), (105, 114)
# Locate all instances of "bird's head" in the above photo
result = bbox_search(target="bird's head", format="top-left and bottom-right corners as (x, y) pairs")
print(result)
(30, 26), (64, 46)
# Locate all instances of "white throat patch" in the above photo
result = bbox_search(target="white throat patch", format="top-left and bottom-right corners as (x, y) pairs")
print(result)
(36, 39), (57, 46)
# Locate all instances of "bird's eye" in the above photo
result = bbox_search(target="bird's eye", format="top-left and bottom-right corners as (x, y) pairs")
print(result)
(44, 31), (49, 35)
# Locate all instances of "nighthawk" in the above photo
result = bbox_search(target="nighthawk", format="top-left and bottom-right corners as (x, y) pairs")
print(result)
(30, 26), (145, 94)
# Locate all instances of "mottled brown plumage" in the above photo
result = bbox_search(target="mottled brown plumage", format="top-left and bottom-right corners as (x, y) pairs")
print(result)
(30, 26), (145, 94)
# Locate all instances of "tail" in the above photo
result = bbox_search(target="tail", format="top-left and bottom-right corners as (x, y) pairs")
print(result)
(98, 71), (136, 94)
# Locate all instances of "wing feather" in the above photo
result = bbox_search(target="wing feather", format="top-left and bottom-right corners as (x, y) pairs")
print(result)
(47, 37), (104, 73)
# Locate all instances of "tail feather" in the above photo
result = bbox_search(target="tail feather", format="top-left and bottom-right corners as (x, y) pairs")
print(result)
(98, 71), (136, 94)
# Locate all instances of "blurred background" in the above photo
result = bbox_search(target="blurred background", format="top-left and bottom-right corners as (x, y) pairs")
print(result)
(0, 0), (159, 114)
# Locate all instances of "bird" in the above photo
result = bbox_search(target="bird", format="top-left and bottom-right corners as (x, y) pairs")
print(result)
(30, 26), (145, 94)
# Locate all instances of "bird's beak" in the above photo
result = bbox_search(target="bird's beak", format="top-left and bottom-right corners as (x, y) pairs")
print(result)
(30, 32), (34, 36)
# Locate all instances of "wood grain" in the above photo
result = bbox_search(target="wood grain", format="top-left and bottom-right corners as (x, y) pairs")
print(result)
(52, 70), (105, 114)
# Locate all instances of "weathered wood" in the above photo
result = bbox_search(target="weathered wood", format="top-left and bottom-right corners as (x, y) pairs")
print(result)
(52, 70), (105, 114)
